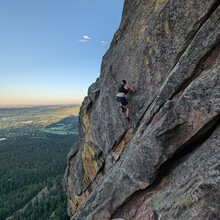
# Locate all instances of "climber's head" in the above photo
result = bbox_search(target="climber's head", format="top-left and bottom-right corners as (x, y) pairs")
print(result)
(122, 79), (127, 84)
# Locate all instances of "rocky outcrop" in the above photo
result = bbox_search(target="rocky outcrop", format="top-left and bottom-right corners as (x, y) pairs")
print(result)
(64, 0), (220, 219)
(113, 124), (220, 220)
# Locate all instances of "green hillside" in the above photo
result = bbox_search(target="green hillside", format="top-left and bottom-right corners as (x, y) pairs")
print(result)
(0, 105), (79, 220)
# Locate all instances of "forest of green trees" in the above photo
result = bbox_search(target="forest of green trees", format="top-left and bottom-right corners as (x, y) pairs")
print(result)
(0, 106), (79, 220)
(12, 175), (69, 220)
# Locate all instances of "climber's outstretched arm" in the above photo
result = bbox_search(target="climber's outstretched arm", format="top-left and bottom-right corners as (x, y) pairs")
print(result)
(128, 85), (136, 93)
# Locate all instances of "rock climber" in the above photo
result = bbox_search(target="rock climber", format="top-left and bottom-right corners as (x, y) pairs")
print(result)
(116, 79), (136, 121)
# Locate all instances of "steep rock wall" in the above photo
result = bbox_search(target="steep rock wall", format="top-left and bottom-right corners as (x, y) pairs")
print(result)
(64, 0), (220, 219)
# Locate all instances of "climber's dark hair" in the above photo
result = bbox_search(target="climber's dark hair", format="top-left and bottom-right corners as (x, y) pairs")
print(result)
(122, 79), (127, 84)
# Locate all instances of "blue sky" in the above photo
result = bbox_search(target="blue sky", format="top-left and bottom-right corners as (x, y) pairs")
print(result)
(0, 0), (124, 105)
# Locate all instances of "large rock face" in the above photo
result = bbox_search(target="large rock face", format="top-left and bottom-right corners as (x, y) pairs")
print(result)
(64, 0), (220, 219)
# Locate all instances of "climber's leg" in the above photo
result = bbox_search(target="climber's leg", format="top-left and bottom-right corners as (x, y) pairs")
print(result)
(120, 104), (126, 112)
(116, 97), (128, 113)
(124, 104), (130, 121)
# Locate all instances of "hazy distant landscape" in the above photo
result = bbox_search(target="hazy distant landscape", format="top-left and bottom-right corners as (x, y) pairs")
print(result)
(0, 105), (79, 140)
(0, 105), (79, 220)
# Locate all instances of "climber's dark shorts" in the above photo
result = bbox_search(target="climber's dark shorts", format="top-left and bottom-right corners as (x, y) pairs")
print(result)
(116, 96), (128, 106)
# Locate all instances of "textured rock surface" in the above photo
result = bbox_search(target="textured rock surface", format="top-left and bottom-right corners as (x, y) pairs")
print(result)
(64, 0), (220, 219)
(113, 124), (220, 220)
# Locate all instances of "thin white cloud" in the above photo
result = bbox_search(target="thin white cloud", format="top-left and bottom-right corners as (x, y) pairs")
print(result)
(101, 41), (108, 46)
(83, 35), (91, 40)
(79, 39), (87, 43)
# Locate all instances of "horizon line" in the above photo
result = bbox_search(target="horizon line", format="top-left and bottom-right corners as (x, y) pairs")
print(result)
(0, 103), (81, 108)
